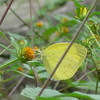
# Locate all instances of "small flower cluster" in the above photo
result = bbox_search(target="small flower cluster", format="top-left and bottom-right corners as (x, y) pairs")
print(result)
(88, 21), (100, 32)
(75, 6), (88, 20)
(17, 67), (24, 72)
(61, 18), (68, 23)
(56, 26), (69, 36)
(22, 47), (35, 60)
(13, 39), (40, 62)
(22, 46), (39, 61)
(55, 17), (69, 36)
(62, 27), (69, 33)
(36, 22), (43, 27)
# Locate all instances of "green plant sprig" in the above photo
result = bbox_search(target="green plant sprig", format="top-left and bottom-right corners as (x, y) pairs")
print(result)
(37, 0), (99, 97)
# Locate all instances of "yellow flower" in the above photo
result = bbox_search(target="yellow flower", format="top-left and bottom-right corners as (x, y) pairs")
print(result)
(80, 7), (87, 16)
(22, 46), (40, 61)
(33, 46), (39, 52)
(18, 39), (28, 48)
(22, 47), (35, 60)
(18, 40), (24, 45)
(36, 22), (43, 27)
(94, 34), (100, 40)
(61, 18), (68, 23)
(87, 21), (93, 25)
(75, 6), (88, 20)
(17, 67), (24, 72)
(62, 27), (69, 33)
(55, 27), (69, 36)
(55, 31), (60, 36)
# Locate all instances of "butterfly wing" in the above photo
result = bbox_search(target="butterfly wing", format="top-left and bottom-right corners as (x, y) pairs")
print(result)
(42, 42), (87, 80)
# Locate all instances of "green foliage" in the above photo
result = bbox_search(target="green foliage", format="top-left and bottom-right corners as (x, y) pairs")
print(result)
(8, 32), (25, 39)
(0, 0), (7, 5)
(0, 0), (100, 100)
(0, 31), (5, 37)
(37, 97), (62, 100)
(70, 81), (100, 92)
(73, 0), (82, 7)
(66, 91), (100, 100)
(21, 86), (78, 100)
(43, 27), (57, 37)
(0, 58), (19, 69)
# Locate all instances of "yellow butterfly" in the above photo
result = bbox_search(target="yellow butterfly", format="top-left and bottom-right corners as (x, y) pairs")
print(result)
(41, 42), (87, 80)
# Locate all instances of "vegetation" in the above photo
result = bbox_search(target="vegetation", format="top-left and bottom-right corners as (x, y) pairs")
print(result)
(0, 0), (100, 100)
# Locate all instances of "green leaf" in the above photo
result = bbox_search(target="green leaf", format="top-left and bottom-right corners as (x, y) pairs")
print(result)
(23, 64), (50, 79)
(43, 27), (56, 37)
(70, 81), (100, 92)
(10, 37), (20, 48)
(66, 91), (100, 100)
(2, 77), (15, 82)
(72, 0), (82, 7)
(37, 97), (61, 100)
(0, 44), (16, 55)
(10, 37), (21, 53)
(26, 60), (43, 67)
(66, 12), (75, 17)
(21, 86), (78, 100)
(8, 32), (24, 39)
(0, 31), (5, 37)
(10, 64), (20, 69)
(36, 66), (46, 73)
(38, 71), (50, 79)
(12, 70), (34, 79)
(0, 0), (7, 5)
(0, 58), (19, 69)
(90, 12), (100, 17)
(0, 93), (2, 97)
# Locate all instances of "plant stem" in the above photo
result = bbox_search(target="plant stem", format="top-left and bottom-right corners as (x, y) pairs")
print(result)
(30, 66), (39, 87)
(86, 26), (100, 48)
(28, 0), (34, 47)
(95, 75), (99, 94)
(7, 73), (26, 98)
(0, 0), (14, 25)
(53, 81), (60, 90)
(0, 44), (12, 55)
(37, 0), (99, 97)
(90, 49), (99, 94)
(34, 67), (39, 87)
(77, 69), (95, 81)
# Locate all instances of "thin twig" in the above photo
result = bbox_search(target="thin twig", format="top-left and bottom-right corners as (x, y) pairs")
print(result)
(28, 0), (34, 47)
(77, 69), (95, 81)
(86, 26), (100, 48)
(30, 1), (39, 21)
(77, 60), (88, 81)
(53, 81), (60, 90)
(0, 0), (14, 25)
(35, 0), (41, 13)
(0, 44), (12, 55)
(37, 0), (99, 97)
(95, 75), (99, 94)
(33, 67), (39, 87)
(58, 69), (95, 92)
(30, 66), (39, 87)
(7, 71), (27, 98)
(90, 49), (99, 94)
